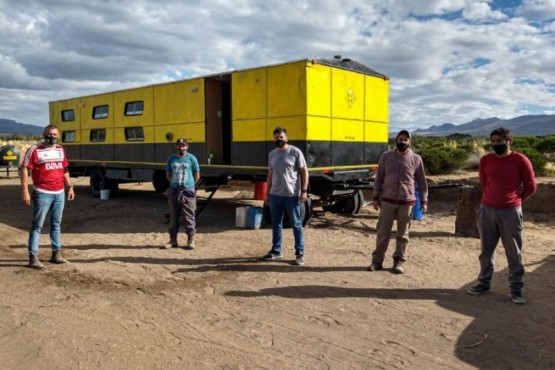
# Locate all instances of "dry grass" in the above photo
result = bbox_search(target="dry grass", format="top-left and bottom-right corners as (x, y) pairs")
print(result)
(0, 140), (37, 153)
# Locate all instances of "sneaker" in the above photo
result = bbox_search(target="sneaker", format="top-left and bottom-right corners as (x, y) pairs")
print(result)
(467, 284), (490, 296)
(367, 262), (383, 271)
(262, 250), (283, 261)
(294, 254), (304, 266)
(392, 259), (404, 274)
(511, 291), (526, 305)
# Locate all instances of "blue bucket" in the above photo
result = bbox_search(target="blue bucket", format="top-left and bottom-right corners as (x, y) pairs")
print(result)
(246, 207), (263, 229)
(413, 188), (423, 220)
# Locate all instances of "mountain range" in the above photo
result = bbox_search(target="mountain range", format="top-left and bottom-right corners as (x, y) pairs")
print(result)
(0, 119), (43, 136)
(413, 114), (555, 137)
(2, 114), (555, 138)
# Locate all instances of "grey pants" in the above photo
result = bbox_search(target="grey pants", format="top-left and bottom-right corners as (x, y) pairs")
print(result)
(167, 187), (196, 236)
(372, 201), (413, 264)
(476, 205), (524, 292)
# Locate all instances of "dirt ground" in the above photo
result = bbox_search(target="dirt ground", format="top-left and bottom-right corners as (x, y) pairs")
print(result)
(0, 171), (554, 370)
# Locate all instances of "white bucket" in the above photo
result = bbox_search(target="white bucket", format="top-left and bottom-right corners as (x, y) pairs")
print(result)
(235, 207), (248, 228)
(100, 189), (110, 200)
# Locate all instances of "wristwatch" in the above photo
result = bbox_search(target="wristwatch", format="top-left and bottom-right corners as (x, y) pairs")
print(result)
(301, 189), (308, 193)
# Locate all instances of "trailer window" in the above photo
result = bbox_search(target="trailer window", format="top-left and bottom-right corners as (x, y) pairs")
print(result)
(92, 105), (109, 119)
(61, 109), (75, 122)
(62, 130), (75, 143)
(124, 127), (144, 141)
(124, 101), (144, 116)
(90, 129), (106, 142)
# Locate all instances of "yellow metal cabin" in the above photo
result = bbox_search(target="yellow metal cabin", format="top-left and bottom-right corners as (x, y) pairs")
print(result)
(50, 57), (389, 217)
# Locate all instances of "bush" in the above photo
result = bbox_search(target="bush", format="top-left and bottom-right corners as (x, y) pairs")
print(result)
(516, 147), (548, 177)
(536, 136), (555, 160)
(401, 135), (551, 176)
(511, 136), (541, 150)
(418, 147), (468, 175)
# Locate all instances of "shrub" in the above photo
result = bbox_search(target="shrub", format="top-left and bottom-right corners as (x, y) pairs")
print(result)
(511, 136), (541, 150)
(516, 147), (548, 176)
(536, 136), (555, 160)
(418, 147), (468, 175)
(465, 153), (481, 170)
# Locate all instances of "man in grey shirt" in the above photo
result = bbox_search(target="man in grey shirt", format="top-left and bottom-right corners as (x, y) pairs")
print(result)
(262, 127), (309, 265)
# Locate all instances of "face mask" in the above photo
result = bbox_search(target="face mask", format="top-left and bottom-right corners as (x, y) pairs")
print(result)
(275, 139), (286, 148)
(45, 135), (57, 145)
(492, 143), (508, 155)
(177, 148), (187, 155)
(396, 143), (409, 152)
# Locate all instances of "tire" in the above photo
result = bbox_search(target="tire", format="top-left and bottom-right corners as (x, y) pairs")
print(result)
(343, 190), (363, 215)
(323, 190), (364, 215)
(322, 198), (346, 214)
(108, 180), (119, 197)
(90, 168), (107, 198)
(90, 168), (118, 198)
(153, 174), (169, 193)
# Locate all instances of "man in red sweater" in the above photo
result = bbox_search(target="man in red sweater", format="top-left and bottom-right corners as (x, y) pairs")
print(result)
(467, 127), (537, 304)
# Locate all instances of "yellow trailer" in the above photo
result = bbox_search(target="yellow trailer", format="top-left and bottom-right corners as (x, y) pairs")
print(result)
(50, 56), (389, 220)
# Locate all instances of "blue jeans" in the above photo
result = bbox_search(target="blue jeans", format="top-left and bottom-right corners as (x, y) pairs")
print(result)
(270, 194), (304, 255)
(28, 190), (65, 256)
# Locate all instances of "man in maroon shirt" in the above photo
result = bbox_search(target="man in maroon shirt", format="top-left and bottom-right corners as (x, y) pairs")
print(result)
(368, 130), (428, 274)
(467, 127), (537, 304)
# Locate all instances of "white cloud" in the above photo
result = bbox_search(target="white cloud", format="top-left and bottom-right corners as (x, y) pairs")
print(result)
(516, 0), (555, 20)
(0, 0), (553, 130)
(462, 1), (508, 21)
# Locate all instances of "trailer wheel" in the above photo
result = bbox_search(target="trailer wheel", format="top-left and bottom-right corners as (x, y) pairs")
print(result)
(108, 180), (119, 197)
(90, 168), (107, 198)
(323, 190), (364, 215)
(152, 174), (169, 193)
(263, 198), (313, 228)
(343, 190), (364, 215)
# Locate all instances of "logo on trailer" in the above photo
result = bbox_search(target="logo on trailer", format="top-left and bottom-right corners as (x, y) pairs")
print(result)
(346, 88), (356, 108)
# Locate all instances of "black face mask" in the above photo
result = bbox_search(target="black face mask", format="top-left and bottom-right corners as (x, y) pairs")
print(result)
(396, 143), (409, 152)
(275, 139), (286, 148)
(45, 135), (57, 145)
(492, 143), (508, 155)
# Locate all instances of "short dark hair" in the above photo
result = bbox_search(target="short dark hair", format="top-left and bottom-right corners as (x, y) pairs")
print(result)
(43, 124), (58, 134)
(490, 127), (512, 141)
(273, 127), (287, 136)
(396, 130), (411, 140)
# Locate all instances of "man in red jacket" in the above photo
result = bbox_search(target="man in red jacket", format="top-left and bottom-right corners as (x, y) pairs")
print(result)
(467, 127), (537, 304)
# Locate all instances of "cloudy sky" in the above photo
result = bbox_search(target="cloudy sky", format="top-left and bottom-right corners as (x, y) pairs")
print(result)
(1, 0), (554, 132)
